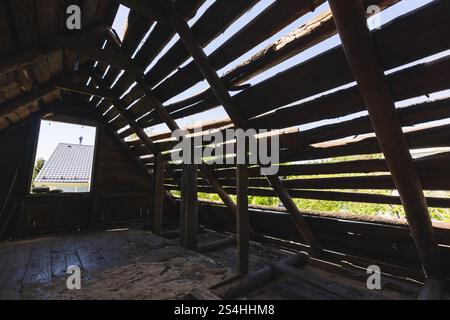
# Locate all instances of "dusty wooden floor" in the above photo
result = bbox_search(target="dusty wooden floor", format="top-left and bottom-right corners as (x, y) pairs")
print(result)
(0, 228), (422, 300)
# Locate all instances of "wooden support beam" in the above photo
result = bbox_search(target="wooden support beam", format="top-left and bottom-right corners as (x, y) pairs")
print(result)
(222, 252), (309, 300)
(47, 35), (141, 74)
(180, 164), (198, 250)
(0, 67), (91, 119)
(103, 29), (242, 221)
(85, 100), (178, 216)
(0, 24), (108, 77)
(0, 86), (56, 118)
(152, 155), (165, 235)
(197, 236), (237, 253)
(237, 164), (249, 274)
(51, 77), (116, 100)
(328, 0), (444, 279)
(159, 0), (322, 254)
(89, 70), (182, 206)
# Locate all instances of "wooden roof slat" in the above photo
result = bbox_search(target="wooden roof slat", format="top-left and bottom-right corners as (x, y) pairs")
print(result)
(161, 0), (323, 253)
(148, 0), (450, 121)
(223, 0), (399, 87)
(132, 0), (204, 70)
(235, 0), (450, 120)
(144, 0), (259, 90)
(152, 0), (326, 104)
(164, 185), (450, 209)
(252, 53), (450, 130)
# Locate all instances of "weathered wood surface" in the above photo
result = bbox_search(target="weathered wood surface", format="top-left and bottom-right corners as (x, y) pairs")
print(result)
(329, 0), (443, 279)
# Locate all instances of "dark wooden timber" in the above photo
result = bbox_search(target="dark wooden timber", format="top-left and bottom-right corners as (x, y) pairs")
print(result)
(418, 278), (446, 300)
(160, 0), (322, 254)
(101, 29), (241, 221)
(152, 155), (165, 235)
(328, 0), (444, 279)
(197, 236), (237, 253)
(222, 252), (309, 300)
(180, 164), (198, 250)
(237, 164), (249, 274)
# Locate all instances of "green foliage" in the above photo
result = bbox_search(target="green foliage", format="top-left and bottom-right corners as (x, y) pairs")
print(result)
(32, 158), (45, 186)
(171, 153), (450, 222)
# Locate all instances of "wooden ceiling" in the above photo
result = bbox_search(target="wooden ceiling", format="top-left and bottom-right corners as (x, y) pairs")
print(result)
(0, 0), (117, 130)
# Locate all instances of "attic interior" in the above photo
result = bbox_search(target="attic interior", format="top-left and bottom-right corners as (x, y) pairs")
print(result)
(0, 0), (450, 300)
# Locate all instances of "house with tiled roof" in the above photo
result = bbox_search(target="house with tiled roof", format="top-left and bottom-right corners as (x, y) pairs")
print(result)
(34, 143), (95, 193)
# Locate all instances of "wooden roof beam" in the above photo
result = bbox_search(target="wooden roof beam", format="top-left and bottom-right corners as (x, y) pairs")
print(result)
(0, 24), (109, 77)
(51, 76), (116, 100)
(86, 100), (177, 208)
(46, 34), (141, 74)
(0, 69), (90, 119)
(159, 0), (322, 254)
(328, 0), (444, 280)
(103, 29), (242, 221)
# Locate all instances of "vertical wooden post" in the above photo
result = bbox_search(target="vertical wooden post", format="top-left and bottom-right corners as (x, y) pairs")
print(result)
(14, 117), (41, 238)
(328, 0), (444, 279)
(152, 155), (165, 235)
(90, 126), (102, 227)
(180, 164), (198, 250)
(159, 0), (322, 253)
(237, 163), (249, 274)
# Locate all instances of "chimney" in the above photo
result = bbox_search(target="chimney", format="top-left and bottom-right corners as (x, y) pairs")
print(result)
(79, 136), (83, 145)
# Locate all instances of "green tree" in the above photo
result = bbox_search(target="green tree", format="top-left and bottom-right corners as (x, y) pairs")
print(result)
(32, 158), (46, 185)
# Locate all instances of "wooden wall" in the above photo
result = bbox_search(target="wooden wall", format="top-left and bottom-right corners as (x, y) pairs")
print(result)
(196, 200), (450, 280)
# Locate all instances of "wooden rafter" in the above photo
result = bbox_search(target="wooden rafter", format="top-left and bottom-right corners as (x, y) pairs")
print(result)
(328, 0), (444, 280)
(158, 0), (322, 253)
(45, 34), (141, 74)
(0, 70), (90, 118)
(84, 97), (178, 214)
(102, 30), (243, 221)
(51, 76), (116, 100)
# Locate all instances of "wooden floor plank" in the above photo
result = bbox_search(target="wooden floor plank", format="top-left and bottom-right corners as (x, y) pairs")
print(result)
(21, 239), (52, 299)
(0, 228), (420, 300)
(50, 237), (68, 278)
(0, 241), (34, 299)
(87, 231), (130, 267)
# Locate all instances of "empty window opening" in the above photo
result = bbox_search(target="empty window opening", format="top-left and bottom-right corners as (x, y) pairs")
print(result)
(31, 120), (97, 194)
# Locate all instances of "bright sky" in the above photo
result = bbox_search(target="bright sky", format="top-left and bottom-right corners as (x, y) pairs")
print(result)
(34, 120), (96, 161)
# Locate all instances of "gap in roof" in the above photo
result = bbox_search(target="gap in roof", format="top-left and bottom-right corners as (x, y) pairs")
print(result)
(112, 5), (130, 41)
(131, 22), (156, 59)
(143, 0), (215, 74)
(216, 1), (329, 76)
(203, 0), (275, 57)
(218, 0), (433, 88)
